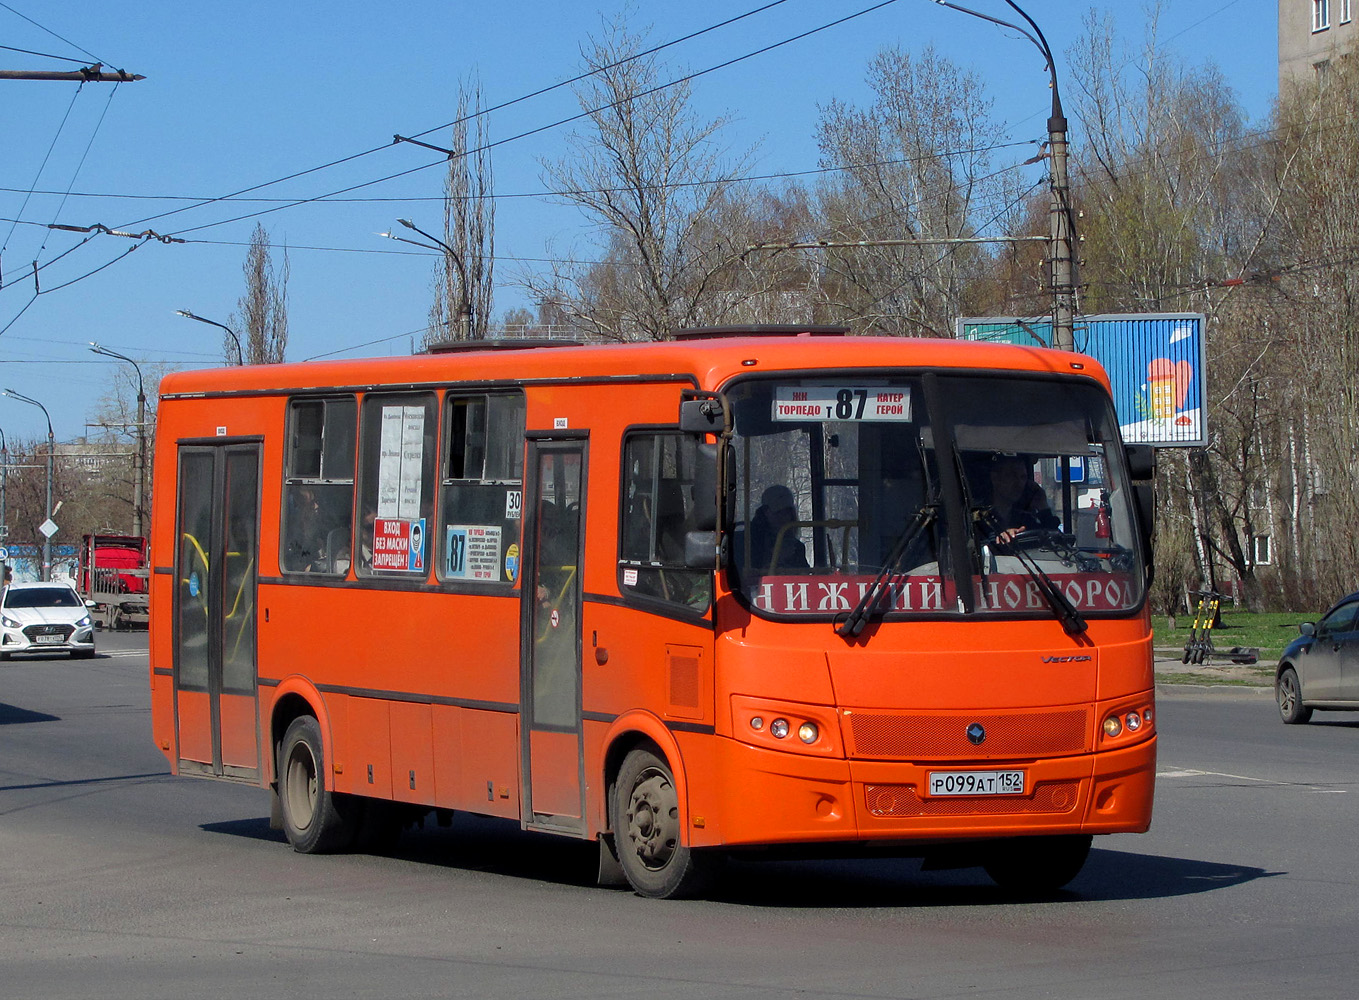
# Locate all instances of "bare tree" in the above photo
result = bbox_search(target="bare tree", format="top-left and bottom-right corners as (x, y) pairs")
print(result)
(425, 80), (496, 347)
(526, 13), (759, 340)
(812, 45), (1013, 337)
(232, 223), (289, 364)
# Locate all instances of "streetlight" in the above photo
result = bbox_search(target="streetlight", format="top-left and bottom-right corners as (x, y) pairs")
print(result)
(929, 0), (1076, 350)
(175, 309), (244, 365)
(3, 389), (54, 581)
(90, 343), (148, 538)
(0, 426), (8, 584)
(378, 218), (473, 340)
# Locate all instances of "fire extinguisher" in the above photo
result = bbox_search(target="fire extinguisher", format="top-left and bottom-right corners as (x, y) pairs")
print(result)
(1095, 491), (1111, 539)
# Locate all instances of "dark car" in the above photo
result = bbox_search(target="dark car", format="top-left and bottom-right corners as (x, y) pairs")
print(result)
(1276, 592), (1359, 724)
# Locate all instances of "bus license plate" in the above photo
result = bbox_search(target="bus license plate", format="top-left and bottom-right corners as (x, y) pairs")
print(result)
(928, 770), (1025, 797)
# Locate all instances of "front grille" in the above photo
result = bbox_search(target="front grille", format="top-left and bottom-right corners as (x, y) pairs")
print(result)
(23, 623), (74, 641)
(847, 708), (1090, 760)
(865, 781), (1081, 817)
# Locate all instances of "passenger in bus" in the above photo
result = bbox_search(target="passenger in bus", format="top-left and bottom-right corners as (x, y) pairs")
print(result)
(749, 485), (809, 571)
(985, 453), (1058, 544)
(283, 486), (326, 571)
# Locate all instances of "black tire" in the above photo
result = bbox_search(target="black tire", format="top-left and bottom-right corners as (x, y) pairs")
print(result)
(1181, 645), (1191, 664)
(612, 748), (714, 899)
(1277, 666), (1312, 725)
(277, 715), (357, 853)
(983, 834), (1092, 894)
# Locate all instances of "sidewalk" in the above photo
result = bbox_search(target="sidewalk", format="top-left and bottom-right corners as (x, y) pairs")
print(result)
(1153, 649), (1274, 696)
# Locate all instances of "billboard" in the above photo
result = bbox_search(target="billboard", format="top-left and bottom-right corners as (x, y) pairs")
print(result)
(958, 313), (1206, 447)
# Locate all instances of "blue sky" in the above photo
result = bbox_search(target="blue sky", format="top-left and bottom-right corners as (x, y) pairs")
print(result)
(0, 0), (1277, 441)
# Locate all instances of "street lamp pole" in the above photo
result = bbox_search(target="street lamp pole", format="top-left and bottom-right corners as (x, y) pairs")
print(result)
(3, 390), (54, 581)
(380, 219), (473, 340)
(90, 343), (148, 538)
(930, 0), (1076, 351)
(0, 427), (7, 583)
(175, 309), (244, 365)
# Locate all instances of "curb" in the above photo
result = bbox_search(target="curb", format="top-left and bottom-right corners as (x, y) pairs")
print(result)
(1156, 682), (1272, 698)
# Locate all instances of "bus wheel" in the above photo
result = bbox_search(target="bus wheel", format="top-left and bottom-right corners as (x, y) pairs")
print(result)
(278, 716), (356, 853)
(613, 748), (713, 899)
(983, 834), (1091, 894)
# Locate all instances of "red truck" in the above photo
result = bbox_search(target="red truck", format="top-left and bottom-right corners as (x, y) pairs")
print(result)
(80, 534), (150, 630)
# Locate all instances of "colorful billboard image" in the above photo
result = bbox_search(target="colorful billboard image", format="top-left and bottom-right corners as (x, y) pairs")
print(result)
(958, 313), (1206, 448)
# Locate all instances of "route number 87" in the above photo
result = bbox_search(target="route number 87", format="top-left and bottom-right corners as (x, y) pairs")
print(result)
(835, 388), (868, 420)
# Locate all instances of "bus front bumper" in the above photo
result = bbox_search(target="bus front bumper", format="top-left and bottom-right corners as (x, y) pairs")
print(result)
(688, 734), (1156, 849)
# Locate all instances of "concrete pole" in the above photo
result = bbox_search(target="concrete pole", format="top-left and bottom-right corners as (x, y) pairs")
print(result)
(1049, 112), (1076, 352)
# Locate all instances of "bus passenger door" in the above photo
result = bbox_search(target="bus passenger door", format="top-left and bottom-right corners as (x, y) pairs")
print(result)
(520, 438), (586, 835)
(173, 444), (262, 781)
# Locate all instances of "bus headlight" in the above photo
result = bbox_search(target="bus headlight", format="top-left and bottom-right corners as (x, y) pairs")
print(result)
(798, 722), (819, 744)
(770, 718), (790, 739)
(749, 716), (764, 732)
(1125, 711), (1142, 731)
(1103, 715), (1122, 737)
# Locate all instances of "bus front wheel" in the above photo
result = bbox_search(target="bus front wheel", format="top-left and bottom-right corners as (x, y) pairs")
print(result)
(278, 715), (356, 853)
(982, 834), (1091, 894)
(612, 748), (714, 899)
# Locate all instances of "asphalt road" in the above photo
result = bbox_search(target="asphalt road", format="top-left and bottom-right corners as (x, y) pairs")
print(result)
(2, 633), (1356, 998)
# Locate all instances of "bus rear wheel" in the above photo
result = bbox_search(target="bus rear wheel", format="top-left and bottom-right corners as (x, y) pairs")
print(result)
(983, 834), (1091, 894)
(612, 748), (714, 899)
(278, 715), (356, 853)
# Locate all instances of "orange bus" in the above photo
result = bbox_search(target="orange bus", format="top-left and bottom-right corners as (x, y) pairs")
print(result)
(149, 328), (1157, 898)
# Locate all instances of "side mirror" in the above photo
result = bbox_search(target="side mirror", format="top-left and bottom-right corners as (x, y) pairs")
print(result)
(683, 530), (718, 569)
(679, 394), (725, 434)
(690, 442), (718, 532)
(1125, 444), (1155, 481)
(1300, 621), (1316, 637)
(85, 599), (97, 608)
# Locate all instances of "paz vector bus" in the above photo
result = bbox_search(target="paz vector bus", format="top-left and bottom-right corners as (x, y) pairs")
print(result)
(148, 327), (1156, 898)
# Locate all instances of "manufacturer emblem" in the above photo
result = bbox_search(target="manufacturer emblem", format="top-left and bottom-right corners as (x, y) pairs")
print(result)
(966, 722), (986, 745)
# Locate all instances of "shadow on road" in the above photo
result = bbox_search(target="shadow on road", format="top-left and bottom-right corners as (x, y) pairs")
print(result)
(0, 702), (59, 725)
(201, 809), (1278, 906)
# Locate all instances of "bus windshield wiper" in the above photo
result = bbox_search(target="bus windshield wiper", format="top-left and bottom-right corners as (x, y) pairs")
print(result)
(975, 509), (1088, 637)
(835, 504), (938, 639)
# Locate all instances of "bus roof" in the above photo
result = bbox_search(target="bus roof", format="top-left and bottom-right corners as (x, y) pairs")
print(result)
(157, 335), (1110, 399)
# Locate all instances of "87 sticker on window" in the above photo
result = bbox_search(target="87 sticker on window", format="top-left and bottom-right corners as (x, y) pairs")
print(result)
(773, 385), (912, 422)
(927, 769), (1025, 797)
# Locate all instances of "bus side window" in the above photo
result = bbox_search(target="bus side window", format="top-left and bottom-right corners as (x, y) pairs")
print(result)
(280, 396), (356, 575)
(618, 432), (711, 612)
(438, 392), (525, 586)
(355, 392), (438, 578)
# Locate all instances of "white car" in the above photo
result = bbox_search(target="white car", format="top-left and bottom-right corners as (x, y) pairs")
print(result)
(0, 582), (97, 660)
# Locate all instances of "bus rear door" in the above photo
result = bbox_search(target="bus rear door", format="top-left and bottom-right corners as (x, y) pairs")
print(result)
(172, 443), (262, 780)
(520, 437), (587, 834)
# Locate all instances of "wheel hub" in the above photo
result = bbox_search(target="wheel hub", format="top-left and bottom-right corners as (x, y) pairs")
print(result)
(626, 769), (678, 870)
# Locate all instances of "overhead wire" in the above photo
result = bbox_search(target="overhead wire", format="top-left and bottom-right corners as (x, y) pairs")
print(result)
(0, 137), (1040, 208)
(155, 0), (906, 239)
(0, 1), (114, 67)
(110, 0), (804, 235)
(1, 81), (85, 256)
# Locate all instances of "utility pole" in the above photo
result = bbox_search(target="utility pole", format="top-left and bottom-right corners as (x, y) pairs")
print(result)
(0, 65), (144, 83)
(929, 0), (1077, 350)
(89, 344), (148, 537)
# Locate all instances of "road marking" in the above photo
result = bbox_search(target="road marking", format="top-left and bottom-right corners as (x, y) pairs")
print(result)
(1159, 766), (1348, 792)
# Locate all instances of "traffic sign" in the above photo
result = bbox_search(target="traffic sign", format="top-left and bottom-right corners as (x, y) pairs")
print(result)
(39, 518), (58, 538)
(0, 546), (9, 561)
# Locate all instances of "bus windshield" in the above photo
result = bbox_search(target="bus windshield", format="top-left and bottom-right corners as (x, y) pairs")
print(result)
(726, 373), (1144, 622)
